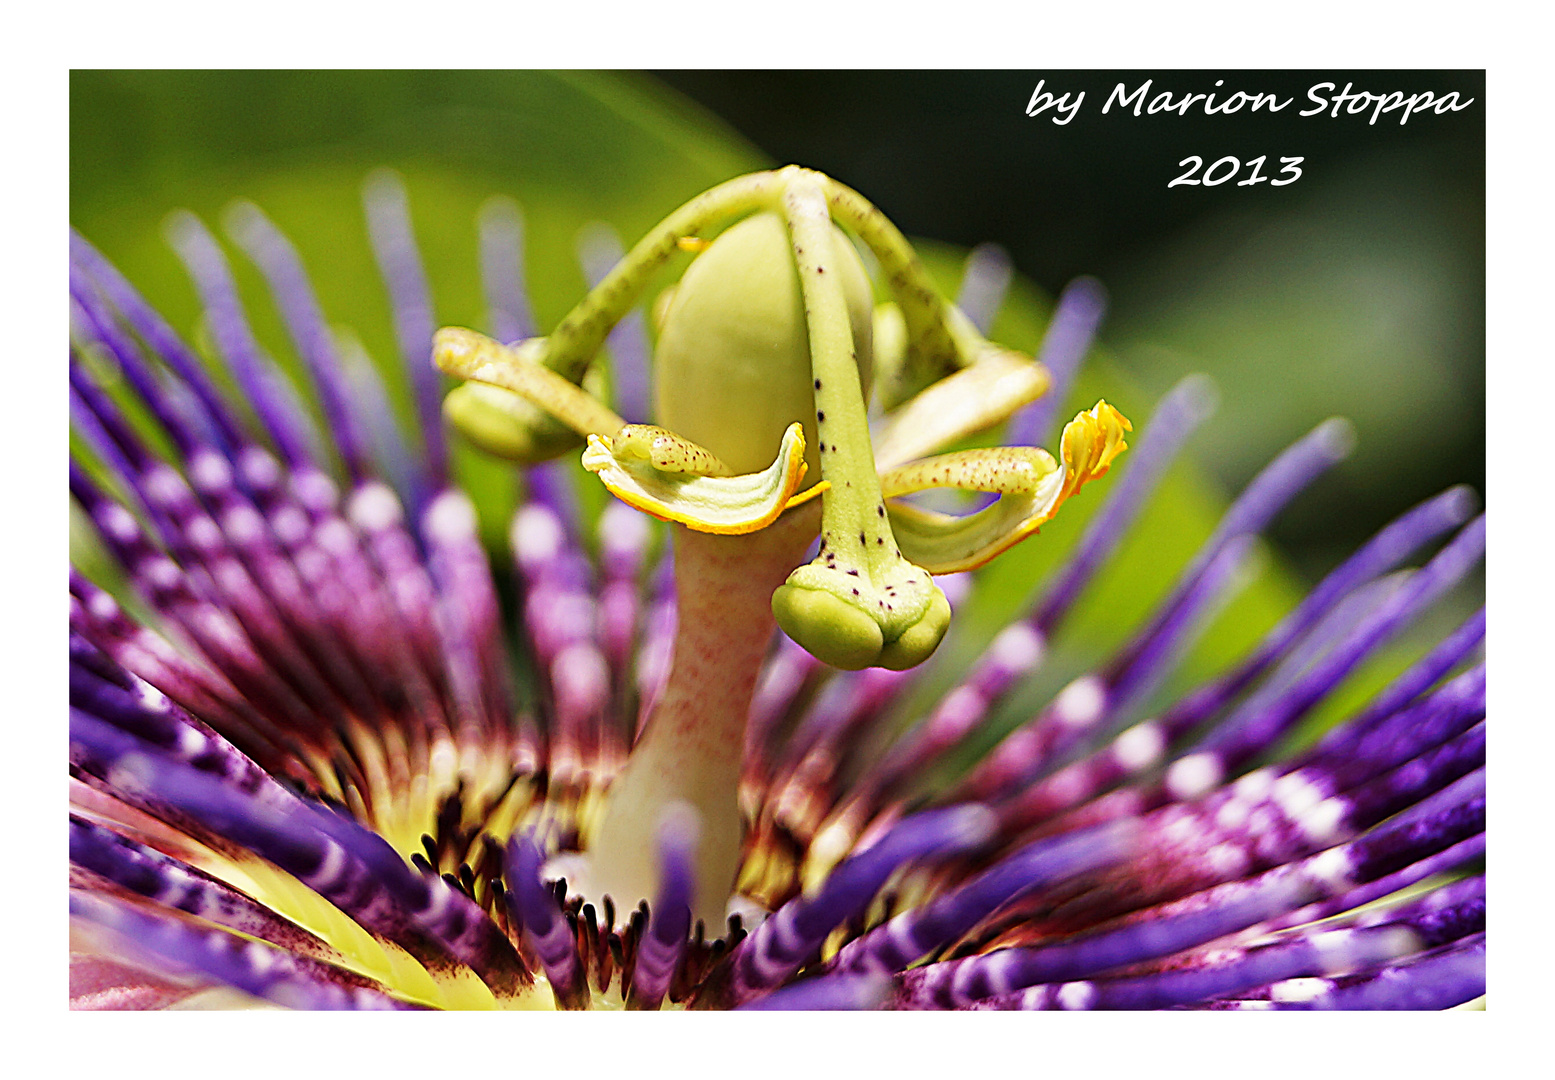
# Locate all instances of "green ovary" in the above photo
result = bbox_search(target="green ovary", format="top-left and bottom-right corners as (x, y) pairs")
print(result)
(654, 211), (873, 476)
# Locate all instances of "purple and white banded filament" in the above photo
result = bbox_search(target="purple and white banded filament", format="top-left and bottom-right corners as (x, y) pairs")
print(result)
(729, 805), (996, 1005)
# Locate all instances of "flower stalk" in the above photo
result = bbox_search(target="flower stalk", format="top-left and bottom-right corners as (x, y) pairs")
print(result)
(588, 517), (815, 926)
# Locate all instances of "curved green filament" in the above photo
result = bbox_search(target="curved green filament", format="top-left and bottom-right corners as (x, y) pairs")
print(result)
(818, 176), (1003, 406)
(540, 173), (789, 381)
(434, 327), (625, 438)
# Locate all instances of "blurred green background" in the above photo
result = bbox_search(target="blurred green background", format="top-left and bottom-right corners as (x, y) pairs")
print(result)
(656, 71), (1486, 579)
(70, 70), (1484, 741)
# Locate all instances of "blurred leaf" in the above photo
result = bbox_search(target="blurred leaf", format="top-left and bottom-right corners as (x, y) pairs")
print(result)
(1104, 146), (1484, 564)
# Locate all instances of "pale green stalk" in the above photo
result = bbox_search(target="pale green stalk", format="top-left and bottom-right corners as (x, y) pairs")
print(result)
(586, 515), (814, 927)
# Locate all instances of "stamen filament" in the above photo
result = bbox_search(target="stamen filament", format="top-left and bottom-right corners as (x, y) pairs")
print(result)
(818, 177), (983, 404)
(433, 327), (626, 438)
(541, 172), (788, 380)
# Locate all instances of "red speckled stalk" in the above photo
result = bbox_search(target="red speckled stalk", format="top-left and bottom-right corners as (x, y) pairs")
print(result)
(588, 511), (816, 926)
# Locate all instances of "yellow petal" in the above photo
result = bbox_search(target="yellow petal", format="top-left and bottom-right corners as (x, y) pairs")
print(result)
(583, 422), (817, 535)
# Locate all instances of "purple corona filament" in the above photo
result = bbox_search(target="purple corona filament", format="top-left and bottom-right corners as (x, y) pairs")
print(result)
(70, 231), (247, 458)
(954, 242), (1014, 336)
(578, 222), (653, 423)
(625, 810), (698, 1009)
(69, 891), (416, 1010)
(1005, 275), (1108, 448)
(363, 170), (447, 486)
(504, 833), (587, 1007)
(225, 202), (372, 484)
(479, 197), (539, 345)
(164, 211), (325, 470)
(726, 806), (996, 1005)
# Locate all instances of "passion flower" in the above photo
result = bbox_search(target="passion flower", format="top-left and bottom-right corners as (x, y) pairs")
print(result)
(68, 167), (1483, 1011)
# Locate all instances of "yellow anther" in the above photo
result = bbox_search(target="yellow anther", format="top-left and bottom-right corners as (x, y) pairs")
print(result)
(583, 422), (812, 536)
(1057, 400), (1133, 503)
